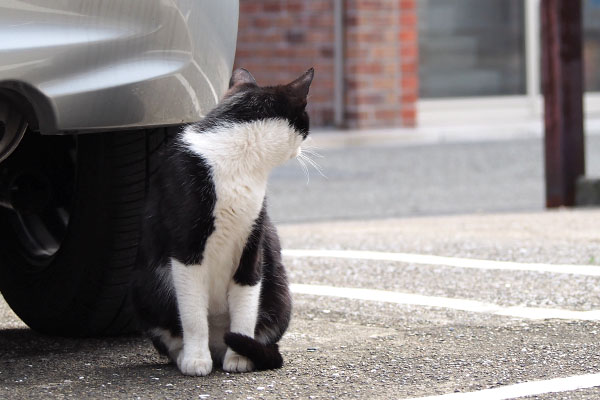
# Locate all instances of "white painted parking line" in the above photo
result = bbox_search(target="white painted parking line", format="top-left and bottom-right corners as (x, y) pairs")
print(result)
(283, 249), (600, 277)
(403, 372), (600, 400)
(290, 284), (600, 321)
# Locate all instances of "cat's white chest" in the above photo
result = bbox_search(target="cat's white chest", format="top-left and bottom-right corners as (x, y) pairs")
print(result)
(202, 175), (266, 315)
(179, 126), (273, 315)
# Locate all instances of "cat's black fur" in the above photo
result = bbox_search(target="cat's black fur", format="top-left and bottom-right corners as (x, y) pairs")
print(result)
(201, 69), (311, 137)
(131, 68), (314, 373)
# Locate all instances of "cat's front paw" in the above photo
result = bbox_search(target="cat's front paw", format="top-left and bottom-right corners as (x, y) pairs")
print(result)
(177, 353), (213, 376)
(223, 349), (254, 373)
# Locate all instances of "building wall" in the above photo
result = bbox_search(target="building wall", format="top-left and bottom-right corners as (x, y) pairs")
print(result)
(235, 1), (336, 127)
(234, 0), (418, 129)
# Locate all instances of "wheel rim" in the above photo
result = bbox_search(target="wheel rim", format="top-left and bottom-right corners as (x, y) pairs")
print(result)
(0, 133), (76, 267)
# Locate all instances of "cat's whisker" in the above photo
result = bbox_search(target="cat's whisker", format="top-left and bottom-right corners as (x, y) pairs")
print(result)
(300, 155), (313, 182)
(296, 156), (310, 184)
(301, 159), (310, 184)
(300, 139), (324, 158)
(300, 154), (313, 182)
(299, 152), (326, 179)
(302, 147), (324, 159)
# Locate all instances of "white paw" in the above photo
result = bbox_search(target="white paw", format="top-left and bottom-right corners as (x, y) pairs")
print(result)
(223, 350), (254, 373)
(177, 353), (213, 376)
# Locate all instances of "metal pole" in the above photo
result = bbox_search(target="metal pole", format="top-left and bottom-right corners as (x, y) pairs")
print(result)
(541, 0), (585, 207)
(333, 0), (345, 128)
(525, 0), (541, 115)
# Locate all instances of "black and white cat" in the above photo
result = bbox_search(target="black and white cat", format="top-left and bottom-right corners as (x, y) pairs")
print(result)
(131, 68), (314, 376)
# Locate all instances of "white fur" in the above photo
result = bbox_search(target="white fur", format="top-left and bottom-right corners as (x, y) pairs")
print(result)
(171, 258), (213, 376)
(223, 280), (262, 372)
(169, 119), (303, 375)
(182, 118), (304, 176)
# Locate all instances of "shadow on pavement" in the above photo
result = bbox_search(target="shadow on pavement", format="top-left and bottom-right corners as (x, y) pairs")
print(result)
(0, 327), (143, 358)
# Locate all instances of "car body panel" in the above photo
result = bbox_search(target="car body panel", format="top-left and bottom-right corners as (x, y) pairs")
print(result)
(0, 0), (238, 133)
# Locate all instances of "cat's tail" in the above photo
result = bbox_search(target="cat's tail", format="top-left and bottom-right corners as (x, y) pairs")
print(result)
(223, 332), (284, 370)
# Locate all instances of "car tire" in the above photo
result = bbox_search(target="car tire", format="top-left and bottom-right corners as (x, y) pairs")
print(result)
(0, 127), (172, 336)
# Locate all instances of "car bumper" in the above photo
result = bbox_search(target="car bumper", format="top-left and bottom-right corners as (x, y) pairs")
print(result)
(0, 0), (239, 133)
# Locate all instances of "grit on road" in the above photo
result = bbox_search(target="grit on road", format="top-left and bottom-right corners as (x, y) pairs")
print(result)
(1, 136), (600, 399)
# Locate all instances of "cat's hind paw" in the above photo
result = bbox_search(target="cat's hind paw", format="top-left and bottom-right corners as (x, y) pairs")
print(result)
(223, 350), (254, 373)
(177, 354), (213, 376)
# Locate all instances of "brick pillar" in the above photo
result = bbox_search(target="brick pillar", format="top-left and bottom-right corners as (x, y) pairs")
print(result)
(234, 0), (419, 130)
(344, 0), (418, 128)
(234, 1), (336, 127)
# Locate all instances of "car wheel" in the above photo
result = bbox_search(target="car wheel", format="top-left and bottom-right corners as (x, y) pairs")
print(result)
(0, 128), (171, 336)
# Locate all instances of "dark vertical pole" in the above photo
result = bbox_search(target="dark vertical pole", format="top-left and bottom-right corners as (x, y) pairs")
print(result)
(541, 0), (585, 207)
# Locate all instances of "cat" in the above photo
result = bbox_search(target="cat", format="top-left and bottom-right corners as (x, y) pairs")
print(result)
(131, 67), (314, 376)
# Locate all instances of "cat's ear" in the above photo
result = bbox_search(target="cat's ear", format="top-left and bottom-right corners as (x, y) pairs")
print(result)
(287, 68), (314, 98)
(229, 68), (257, 89)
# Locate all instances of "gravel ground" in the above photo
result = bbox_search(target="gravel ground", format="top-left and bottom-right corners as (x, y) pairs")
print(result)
(2, 297), (600, 400)
(2, 210), (600, 399)
(2, 137), (600, 399)
(286, 258), (600, 310)
(277, 210), (600, 265)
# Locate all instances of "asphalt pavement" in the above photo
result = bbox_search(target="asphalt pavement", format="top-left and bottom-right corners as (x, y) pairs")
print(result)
(268, 134), (600, 223)
(1, 134), (600, 399)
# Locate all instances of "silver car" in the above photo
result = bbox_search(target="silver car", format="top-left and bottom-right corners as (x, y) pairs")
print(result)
(0, 0), (239, 336)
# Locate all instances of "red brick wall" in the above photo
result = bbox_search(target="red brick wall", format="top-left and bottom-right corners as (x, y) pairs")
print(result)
(234, 1), (336, 127)
(234, 0), (418, 129)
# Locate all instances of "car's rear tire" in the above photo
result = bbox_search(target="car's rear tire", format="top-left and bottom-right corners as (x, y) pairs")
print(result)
(0, 128), (171, 336)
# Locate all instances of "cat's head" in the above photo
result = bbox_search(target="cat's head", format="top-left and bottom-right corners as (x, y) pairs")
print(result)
(207, 68), (314, 168)
(223, 68), (313, 139)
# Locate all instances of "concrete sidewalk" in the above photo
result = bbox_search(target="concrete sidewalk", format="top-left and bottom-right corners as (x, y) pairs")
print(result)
(307, 117), (600, 149)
